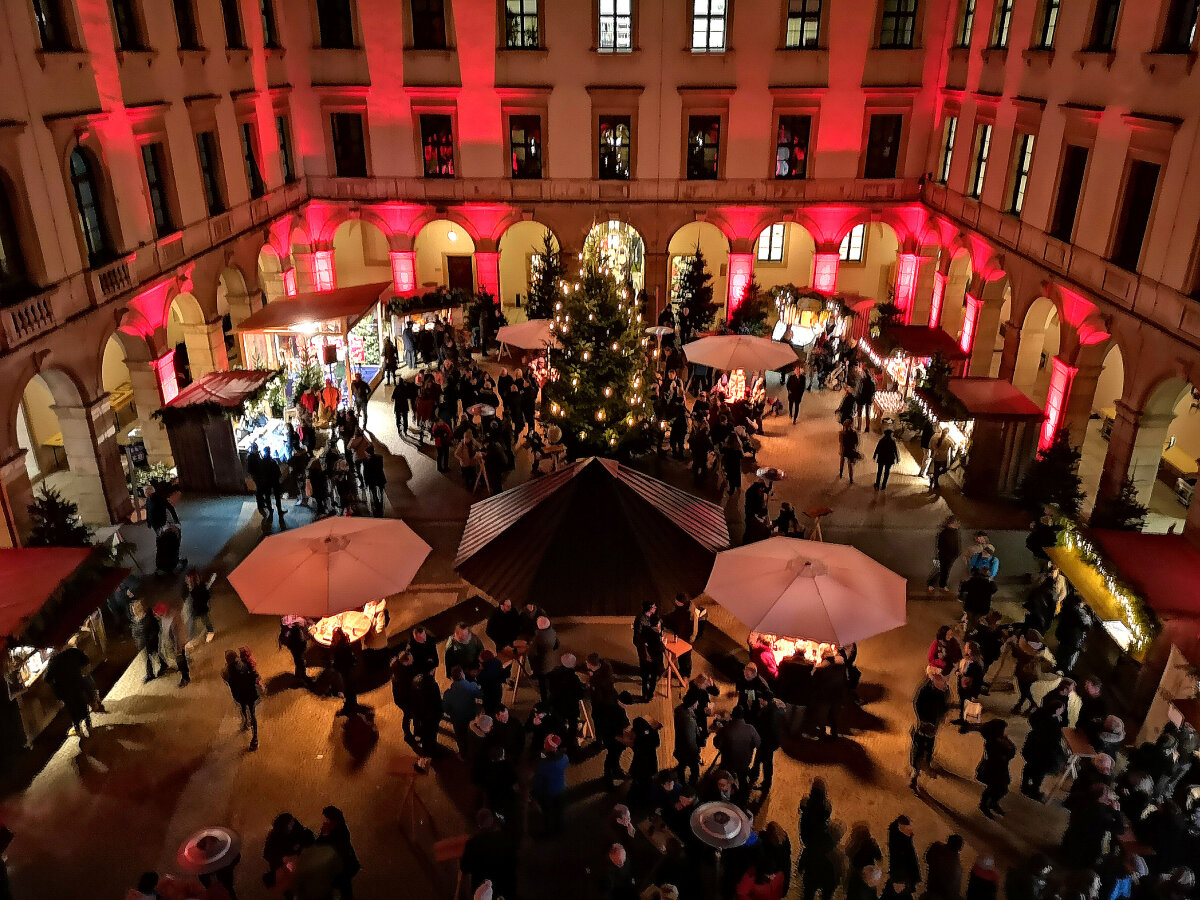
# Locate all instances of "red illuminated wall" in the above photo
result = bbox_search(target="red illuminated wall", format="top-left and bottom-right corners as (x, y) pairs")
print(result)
(812, 253), (839, 295)
(152, 351), (179, 404)
(313, 251), (336, 292)
(1040, 357), (1077, 450)
(959, 293), (982, 355)
(726, 252), (753, 320)
(389, 251), (417, 293)
(928, 272), (947, 328)
(282, 268), (298, 296)
(895, 253), (918, 322)
(474, 251), (500, 299)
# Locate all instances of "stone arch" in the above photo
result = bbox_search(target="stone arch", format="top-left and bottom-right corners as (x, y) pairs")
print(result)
(831, 221), (899, 305)
(316, 206), (396, 246)
(497, 220), (562, 318)
(256, 245), (286, 306)
(413, 218), (478, 291)
(1013, 296), (1062, 403)
(751, 219), (817, 293)
(940, 248), (973, 339)
(581, 219), (647, 293)
(332, 218), (392, 289)
(668, 221), (731, 316)
(968, 272), (1011, 376)
(408, 208), (482, 247)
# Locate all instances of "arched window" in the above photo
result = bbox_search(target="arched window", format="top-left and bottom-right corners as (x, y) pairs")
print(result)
(0, 177), (30, 298)
(69, 148), (113, 266)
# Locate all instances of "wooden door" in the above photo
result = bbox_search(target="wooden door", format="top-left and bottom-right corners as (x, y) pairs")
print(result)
(446, 255), (474, 293)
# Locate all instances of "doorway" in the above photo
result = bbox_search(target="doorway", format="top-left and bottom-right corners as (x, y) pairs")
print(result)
(446, 255), (475, 293)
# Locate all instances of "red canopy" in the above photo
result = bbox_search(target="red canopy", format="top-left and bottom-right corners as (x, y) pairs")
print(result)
(948, 377), (1044, 421)
(1093, 531), (1200, 618)
(161, 370), (274, 412)
(0, 548), (91, 640)
(235, 282), (390, 333)
(883, 325), (968, 361)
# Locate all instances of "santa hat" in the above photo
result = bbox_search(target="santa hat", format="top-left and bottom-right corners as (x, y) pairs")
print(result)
(543, 734), (562, 753)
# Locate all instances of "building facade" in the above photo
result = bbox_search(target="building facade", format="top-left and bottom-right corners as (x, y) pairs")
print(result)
(2, 0), (1199, 544)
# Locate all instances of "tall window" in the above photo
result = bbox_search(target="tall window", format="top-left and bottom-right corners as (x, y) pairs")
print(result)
(316, 0), (354, 48)
(32, 0), (72, 50)
(1088, 0), (1120, 50)
(419, 114), (454, 178)
(839, 224), (865, 262)
(937, 116), (957, 183)
(598, 0), (632, 50)
(260, 0), (280, 47)
(505, 0), (538, 48)
(331, 113), (368, 178)
(1006, 133), (1035, 214)
(863, 113), (903, 179)
(141, 143), (175, 237)
(686, 115), (721, 180)
(598, 116), (631, 179)
(220, 0), (244, 48)
(989, 0), (1013, 46)
(775, 115), (811, 179)
(954, 0), (974, 46)
(1049, 144), (1089, 241)
(1033, 0), (1060, 47)
(691, 0), (727, 52)
(0, 180), (30, 295)
(509, 115), (542, 179)
(968, 123), (992, 198)
(1160, 0), (1199, 51)
(195, 131), (225, 215)
(879, 0), (918, 48)
(757, 223), (786, 263)
(276, 115), (295, 183)
(111, 0), (146, 50)
(1111, 160), (1161, 270)
(785, 0), (821, 48)
(69, 149), (113, 266)
(172, 0), (200, 49)
(411, 0), (447, 49)
(240, 123), (265, 197)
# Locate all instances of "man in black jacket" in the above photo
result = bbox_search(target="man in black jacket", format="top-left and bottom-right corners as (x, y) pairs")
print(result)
(856, 368), (877, 432)
(786, 365), (807, 423)
(749, 694), (783, 793)
(873, 428), (900, 490)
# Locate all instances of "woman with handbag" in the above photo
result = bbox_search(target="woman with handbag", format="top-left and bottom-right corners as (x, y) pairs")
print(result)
(953, 641), (985, 733)
(838, 419), (861, 484)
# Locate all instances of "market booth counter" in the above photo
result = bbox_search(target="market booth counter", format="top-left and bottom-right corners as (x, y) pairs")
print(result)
(1, 548), (129, 748)
(861, 325), (969, 427)
(915, 377), (1044, 500)
(154, 369), (276, 494)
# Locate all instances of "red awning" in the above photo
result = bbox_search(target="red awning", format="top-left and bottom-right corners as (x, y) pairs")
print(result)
(235, 282), (390, 332)
(883, 325), (969, 361)
(0, 548), (92, 640)
(161, 370), (275, 411)
(1092, 531), (1200, 618)
(948, 377), (1045, 421)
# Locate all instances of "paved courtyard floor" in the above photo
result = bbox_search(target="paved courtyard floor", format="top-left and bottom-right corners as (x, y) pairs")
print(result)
(1, 375), (1073, 899)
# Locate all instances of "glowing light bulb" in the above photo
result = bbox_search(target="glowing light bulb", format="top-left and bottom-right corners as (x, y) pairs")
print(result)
(611, 342), (619, 351)
(447, 228), (458, 242)
(555, 302), (562, 310)
(582, 351), (590, 361)
(571, 377), (579, 387)
(610, 437), (617, 447)
(595, 410), (605, 421)
(603, 387), (613, 398)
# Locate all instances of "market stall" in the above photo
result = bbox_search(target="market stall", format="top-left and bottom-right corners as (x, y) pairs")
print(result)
(1, 547), (128, 749)
(154, 370), (276, 493)
(911, 376), (1043, 499)
(388, 287), (469, 362)
(771, 291), (870, 349)
(237, 282), (391, 389)
(861, 325), (970, 427)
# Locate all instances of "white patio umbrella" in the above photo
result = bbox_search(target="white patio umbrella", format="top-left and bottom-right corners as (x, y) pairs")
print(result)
(683, 334), (799, 372)
(496, 318), (557, 350)
(228, 517), (432, 618)
(703, 537), (907, 646)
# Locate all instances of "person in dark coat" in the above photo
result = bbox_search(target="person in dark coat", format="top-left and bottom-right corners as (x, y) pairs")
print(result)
(595, 688), (632, 784)
(389, 650), (417, 741)
(886, 816), (920, 891)
(475, 649), (508, 716)
(873, 428), (900, 490)
(965, 857), (999, 900)
(45, 641), (96, 740)
(460, 809), (518, 900)
(1054, 593), (1093, 674)
(673, 693), (704, 785)
(317, 806), (360, 900)
(633, 602), (665, 700)
(845, 824), (882, 900)
(662, 593), (698, 678)
(485, 598), (522, 653)
(836, 387), (857, 425)
(258, 449), (286, 517)
(1061, 785), (1124, 869)
(924, 834), (964, 900)
(959, 570), (997, 634)
(279, 619), (310, 682)
(797, 820), (842, 900)
(914, 670), (951, 727)
(262, 813), (314, 890)
(1003, 855), (1053, 900)
(809, 650), (848, 739)
(410, 672), (444, 763)
(856, 369), (876, 432)
(628, 716), (661, 808)
(1021, 697), (1067, 801)
(362, 445), (386, 514)
(714, 706), (760, 807)
(975, 719), (1016, 818)
(932, 516), (961, 591)
(749, 693), (783, 793)
(134, 601), (168, 683)
(404, 625), (439, 675)
(798, 778), (832, 847)
(838, 419), (860, 483)
(952, 641), (985, 732)
(787, 365), (807, 423)
(329, 629), (358, 717)
(222, 649), (261, 751)
(545, 652), (585, 751)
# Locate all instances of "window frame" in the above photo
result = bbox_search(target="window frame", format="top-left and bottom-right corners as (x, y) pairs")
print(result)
(68, 148), (114, 267)
(330, 111), (370, 178)
(503, 0), (540, 49)
(597, 114), (633, 180)
(878, 0), (918, 49)
(239, 122), (266, 197)
(0, 175), (30, 293)
(756, 223), (787, 264)
(418, 113), (456, 179)
(937, 116), (957, 184)
(1005, 132), (1035, 215)
(276, 114), (296, 183)
(140, 141), (177, 238)
(1159, 0), (1199, 52)
(774, 114), (812, 180)
(967, 122), (992, 199)
(220, 0), (245, 48)
(410, 0), (448, 50)
(111, 0), (148, 52)
(507, 113), (543, 180)
(260, 0), (280, 48)
(172, 0), (201, 50)
(989, 0), (1014, 47)
(839, 224), (866, 263)
(1087, 0), (1121, 51)
(784, 0), (822, 50)
(863, 112), (905, 179)
(32, 0), (75, 51)
(954, 0), (975, 47)
(685, 114), (722, 180)
(1048, 143), (1091, 242)
(316, 0), (356, 49)
(690, 0), (728, 53)
(597, 0), (633, 51)
(1109, 157), (1162, 271)
(1032, 0), (1060, 48)
(195, 130), (227, 216)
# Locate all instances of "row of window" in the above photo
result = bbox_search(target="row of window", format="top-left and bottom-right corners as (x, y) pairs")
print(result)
(954, 0), (1197, 54)
(937, 115), (1161, 271)
(753, 221), (866, 263)
(326, 110), (902, 181)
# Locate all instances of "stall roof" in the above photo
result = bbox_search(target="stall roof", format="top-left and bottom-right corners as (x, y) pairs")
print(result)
(235, 282), (390, 332)
(1092, 531), (1200, 618)
(0, 548), (91, 639)
(883, 325), (968, 361)
(947, 377), (1045, 421)
(161, 370), (275, 412)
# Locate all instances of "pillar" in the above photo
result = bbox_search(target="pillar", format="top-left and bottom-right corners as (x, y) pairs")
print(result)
(644, 250), (670, 318)
(1013, 321), (1049, 395)
(225, 288), (258, 327)
(291, 252), (319, 294)
(0, 451), (35, 546)
(968, 302), (1004, 376)
(1099, 402), (1175, 507)
(125, 356), (176, 464)
(909, 251), (943, 327)
(726, 252), (754, 321)
(312, 250), (335, 291)
(997, 323), (1021, 382)
(894, 253), (919, 322)
(181, 318), (229, 377)
(1039, 356), (1077, 450)
(1060, 363), (1101, 447)
(389, 250), (417, 293)
(959, 293), (982, 356)
(52, 396), (133, 525)
(812, 250), (839, 295)
(474, 250), (500, 300)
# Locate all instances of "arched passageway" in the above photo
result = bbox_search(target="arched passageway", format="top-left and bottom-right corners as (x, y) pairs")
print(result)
(1013, 298), (1061, 406)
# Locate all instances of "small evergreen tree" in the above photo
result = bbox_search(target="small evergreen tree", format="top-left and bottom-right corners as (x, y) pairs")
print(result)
(545, 263), (654, 458)
(728, 278), (770, 336)
(1090, 476), (1149, 531)
(27, 485), (93, 547)
(1017, 429), (1086, 517)
(674, 245), (719, 342)
(525, 229), (564, 320)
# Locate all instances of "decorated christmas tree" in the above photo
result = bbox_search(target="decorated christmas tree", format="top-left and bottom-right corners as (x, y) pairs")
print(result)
(27, 485), (93, 547)
(525, 229), (564, 320)
(674, 244), (719, 342)
(1090, 475), (1149, 531)
(1017, 428), (1086, 517)
(544, 262), (654, 458)
(727, 278), (770, 336)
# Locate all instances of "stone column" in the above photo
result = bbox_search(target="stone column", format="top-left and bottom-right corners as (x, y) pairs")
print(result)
(1184, 484), (1200, 550)
(644, 251), (670, 319)
(181, 318), (229, 377)
(292, 251), (319, 294)
(125, 359), (175, 464)
(1099, 402), (1175, 507)
(225, 288), (258, 327)
(0, 451), (35, 546)
(997, 324), (1021, 383)
(1061, 363), (1101, 446)
(908, 252), (941, 327)
(969, 301), (1005, 376)
(52, 396), (133, 525)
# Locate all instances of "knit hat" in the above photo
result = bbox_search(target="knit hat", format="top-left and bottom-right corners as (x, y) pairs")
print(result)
(153, 603), (168, 617)
(1093, 753), (1114, 775)
(470, 714), (494, 738)
(617, 690), (636, 706)
(560, 652), (577, 669)
(543, 734), (562, 753)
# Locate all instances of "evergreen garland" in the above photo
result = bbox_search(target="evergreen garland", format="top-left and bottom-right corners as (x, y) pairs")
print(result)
(27, 485), (94, 547)
(1017, 429), (1086, 517)
(545, 262), (654, 458)
(525, 229), (564, 320)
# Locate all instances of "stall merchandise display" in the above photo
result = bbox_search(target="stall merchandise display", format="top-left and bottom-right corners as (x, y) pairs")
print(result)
(753, 632), (839, 667)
